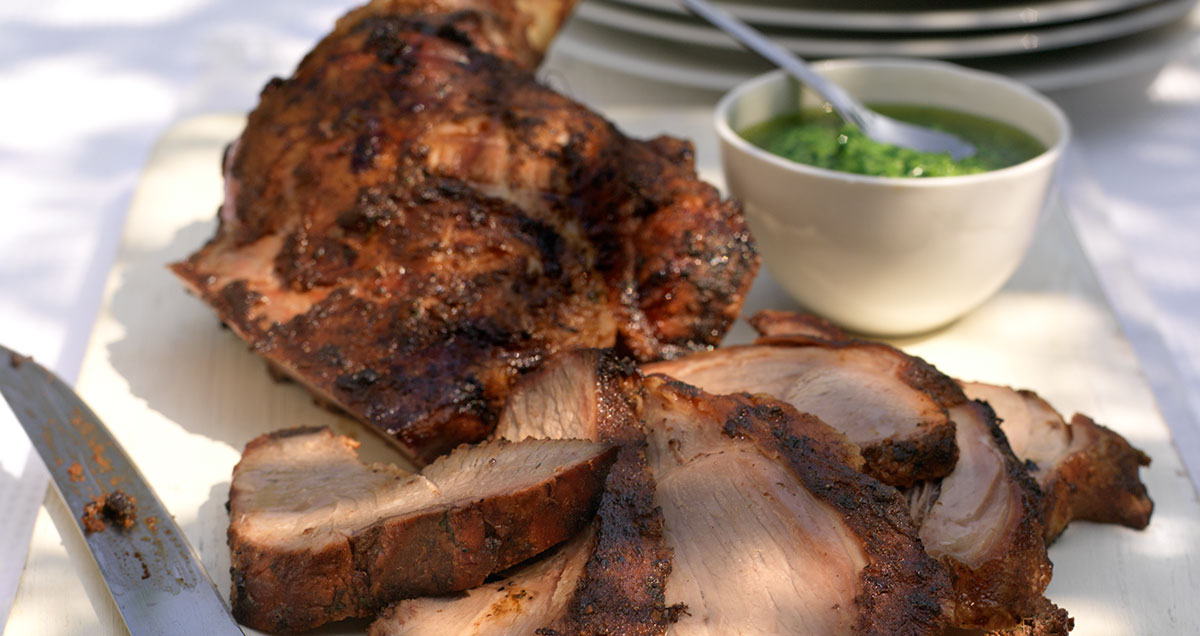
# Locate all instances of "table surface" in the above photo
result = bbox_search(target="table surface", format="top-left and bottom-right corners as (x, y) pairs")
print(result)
(3, 1), (1200, 633)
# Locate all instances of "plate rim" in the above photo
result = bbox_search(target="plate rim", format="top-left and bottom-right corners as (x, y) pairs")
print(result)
(576, 0), (1198, 59)
(551, 6), (1200, 92)
(605, 0), (1164, 32)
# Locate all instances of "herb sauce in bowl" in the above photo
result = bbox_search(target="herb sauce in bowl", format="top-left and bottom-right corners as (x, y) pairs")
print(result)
(739, 104), (1045, 178)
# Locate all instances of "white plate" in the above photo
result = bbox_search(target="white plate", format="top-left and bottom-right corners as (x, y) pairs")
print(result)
(608, 0), (1162, 32)
(554, 4), (1200, 92)
(578, 0), (1198, 59)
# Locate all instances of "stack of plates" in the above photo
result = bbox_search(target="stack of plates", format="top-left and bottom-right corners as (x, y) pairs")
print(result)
(553, 0), (1200, 91)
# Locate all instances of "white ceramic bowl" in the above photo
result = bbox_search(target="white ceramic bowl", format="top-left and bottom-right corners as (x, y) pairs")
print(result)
(715, 58), (1070, 336)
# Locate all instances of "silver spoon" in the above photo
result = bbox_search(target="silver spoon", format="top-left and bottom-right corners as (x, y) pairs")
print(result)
(682, 0), (976, 159)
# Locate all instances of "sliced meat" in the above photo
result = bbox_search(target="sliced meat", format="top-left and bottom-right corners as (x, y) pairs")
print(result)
(375, 349), (678, 636)
(372, 527), (597, 636)
(718, 311), (1054, 630)
(640, 377), (951, 636)
(645, 338), (959, 488)
(228, 427), (614, 633)
(906, 400), (1052, 630)
(497, 348), (641, 445)
(962, 382), (1153, 542)
(498, 349), (681, 636)
(171, 0), (757, 465)
(375, 351), (954, 635)
(749, 308), (847, 340)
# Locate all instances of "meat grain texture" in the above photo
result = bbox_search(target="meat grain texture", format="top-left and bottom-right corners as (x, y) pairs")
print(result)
(171, 0), (758, 465)
(962, 381), (1153, 542)
(374, 350), (955, 636)
(645, 336), (960, 488)
(227, 428), (615, 632)
(661, 311), (1059, 631)
(379, 349), (678, 635)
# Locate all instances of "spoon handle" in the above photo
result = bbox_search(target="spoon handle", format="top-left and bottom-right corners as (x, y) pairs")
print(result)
(680, 0), (872, 130)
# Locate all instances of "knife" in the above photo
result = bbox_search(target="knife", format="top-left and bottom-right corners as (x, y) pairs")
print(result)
(0, 345), (244, 635)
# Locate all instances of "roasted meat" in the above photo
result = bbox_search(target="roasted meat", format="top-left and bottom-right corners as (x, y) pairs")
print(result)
(171, 0), (758, 464)
(749, 308), (847, 340)
(379, 350), (954, 635)
(227, 427), (615, 632)
(987, 596), (1075, 636)
(378, 349), (677, 636)
(372, 526), (599, 636)
(735, 311), (1056, 630)
(645, 336), (959, 488)
(639, 377), (951, 636)
(498, 349), (680, 636)
(962, 381), (1153, 542)
(905, 399), (1052, 630)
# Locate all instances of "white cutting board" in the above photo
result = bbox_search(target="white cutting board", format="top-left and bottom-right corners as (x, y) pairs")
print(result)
(8, 108), (1200, 635)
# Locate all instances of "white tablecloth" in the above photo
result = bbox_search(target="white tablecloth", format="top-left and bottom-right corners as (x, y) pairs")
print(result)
(2, 1), (1199, 632)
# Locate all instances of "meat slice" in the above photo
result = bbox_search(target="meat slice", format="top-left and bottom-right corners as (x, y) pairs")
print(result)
(228, 427), (615, 633)
(640, 377), (951, 636)
(702, 311), (1054, 630)
(645, 338), (959, 488)
(375, 349), (678, 635)
(372, 527), (598, 636)
(375, 352), (953, 635)
(499, 349), (681, 636)
(962, 382), (1153, 542)
(905, 399), (1051, 630)
(170, 0), (757, 465)
(749, 308), (847, 340)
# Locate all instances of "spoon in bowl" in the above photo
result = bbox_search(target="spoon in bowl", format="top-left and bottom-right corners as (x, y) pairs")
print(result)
(682, 0), (976, 159)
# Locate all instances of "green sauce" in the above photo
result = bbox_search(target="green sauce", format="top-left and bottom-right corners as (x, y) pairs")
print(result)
(739, 104), (1046, 178)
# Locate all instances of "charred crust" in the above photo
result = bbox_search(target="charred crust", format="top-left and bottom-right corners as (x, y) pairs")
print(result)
(896, 355), (968, 410)
(992, 597), (1075, 636)
(859, 422), (959, 489)
(520, 350), (679, 636)
(753, 321), (969, 413)
(266, 426), (331, 441)
(711, 392), (953, 636)
(215, 280), (265, 336)
(350, 129), (384, 173)
(650, 336), (962, 487)
(1044, 413), (1153, 539)
(749, 309), (846, 341)
(174, 1), (758, 467)
(260, 76), (285, 97)
(977, 399), (1046, 511)
(229, 434), (617, 633)
(939, 400), (1053, 630)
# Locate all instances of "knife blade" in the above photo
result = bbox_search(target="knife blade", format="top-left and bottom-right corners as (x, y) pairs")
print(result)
(0, 345), (243, 635)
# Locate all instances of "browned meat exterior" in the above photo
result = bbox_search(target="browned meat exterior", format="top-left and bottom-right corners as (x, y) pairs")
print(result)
(228, 428), (615, 633)
(372, 527), (598, 636)
(645, 337), (959, 488)
(962, 382), (1153, 542)
(374, 351), (954, 635)
(375, 349), (677, 635)
(742, 311), (1054, 630)
(170, 0), (758, 465)
(749, 308), (847, 340)
(906, 399), (1051, 630)
(986, 597), (1074, 636)
(499, 349), (681, 636)
(640, 377), (951, 635)
(331, 0), (580, 71)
